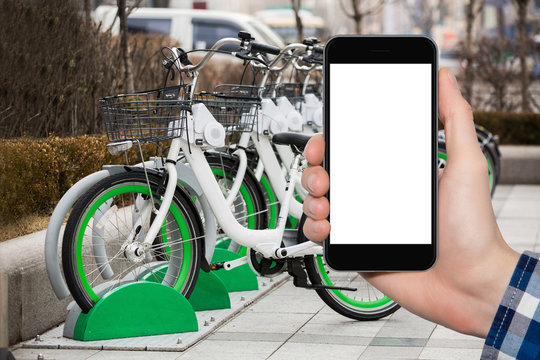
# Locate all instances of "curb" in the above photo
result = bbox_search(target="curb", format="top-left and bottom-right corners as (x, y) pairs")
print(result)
(499, 146), (540, 184)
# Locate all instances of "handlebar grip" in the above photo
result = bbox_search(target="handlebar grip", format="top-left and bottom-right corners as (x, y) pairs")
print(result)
(313, 46), (324, 55)
(251, 42), (281, 55)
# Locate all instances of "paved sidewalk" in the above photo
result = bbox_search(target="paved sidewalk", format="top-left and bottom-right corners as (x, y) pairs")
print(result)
(11, 185), (540, 360)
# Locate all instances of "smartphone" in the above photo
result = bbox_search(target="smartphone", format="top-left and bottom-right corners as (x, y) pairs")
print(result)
(324, 35), (438, 271)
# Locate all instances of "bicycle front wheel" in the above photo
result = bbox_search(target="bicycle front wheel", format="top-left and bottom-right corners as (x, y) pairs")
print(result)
(297, 215), (400, 320)
(62, 171), (203, 313)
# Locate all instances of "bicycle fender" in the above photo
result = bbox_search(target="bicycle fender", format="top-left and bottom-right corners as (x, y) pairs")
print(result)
(45, 168), (124, 300)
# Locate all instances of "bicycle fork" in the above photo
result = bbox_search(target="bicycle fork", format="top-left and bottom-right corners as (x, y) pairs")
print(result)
(123, 138), (182, 260)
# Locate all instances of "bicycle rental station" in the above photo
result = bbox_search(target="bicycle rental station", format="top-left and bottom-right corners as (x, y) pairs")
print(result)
(27, 32), (502, 351)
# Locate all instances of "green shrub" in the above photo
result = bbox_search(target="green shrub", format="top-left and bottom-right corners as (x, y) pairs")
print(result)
(0, 136), (156, 225)
(473, 111), (540, 145)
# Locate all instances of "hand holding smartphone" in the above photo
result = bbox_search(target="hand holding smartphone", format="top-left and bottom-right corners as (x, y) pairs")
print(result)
(324, 36), (438, 271)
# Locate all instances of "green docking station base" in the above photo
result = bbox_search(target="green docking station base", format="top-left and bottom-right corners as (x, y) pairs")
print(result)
(63, 250), (259, 341)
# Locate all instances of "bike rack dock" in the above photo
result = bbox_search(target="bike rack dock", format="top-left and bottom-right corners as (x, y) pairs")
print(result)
(23, 274), (288, 352)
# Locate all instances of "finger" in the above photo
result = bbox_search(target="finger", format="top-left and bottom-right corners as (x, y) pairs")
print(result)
(303, 217), (330, 243)
(438, 168), (444, 181)
(438, 68), (482, 164)
(303, 194), (329, 220)
(304, 134), (325, 166)
(302, 165), (329, 197)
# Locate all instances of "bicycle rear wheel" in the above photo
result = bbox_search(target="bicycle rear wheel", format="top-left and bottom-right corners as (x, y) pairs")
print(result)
(298, 215), (400, 321)
(62, 171), (203, 313)
(304, 255), (400, 320)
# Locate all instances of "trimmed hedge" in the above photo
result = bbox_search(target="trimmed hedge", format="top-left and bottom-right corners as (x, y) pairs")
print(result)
(0, 135), (155, 225)
(473, 111), (540, 145)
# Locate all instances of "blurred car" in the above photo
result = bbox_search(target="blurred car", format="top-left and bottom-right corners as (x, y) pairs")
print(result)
(93, 5), (285, 51)
(255, 8), (325, 44)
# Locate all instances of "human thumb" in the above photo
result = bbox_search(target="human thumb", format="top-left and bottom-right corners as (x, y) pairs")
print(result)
(438, 68), (484, 169)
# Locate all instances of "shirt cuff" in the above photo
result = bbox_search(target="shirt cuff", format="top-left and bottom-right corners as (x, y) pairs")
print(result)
(481, 251), (540, 360)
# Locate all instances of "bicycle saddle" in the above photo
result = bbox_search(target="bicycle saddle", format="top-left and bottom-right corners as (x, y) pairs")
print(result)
(272, 132), (312, 154)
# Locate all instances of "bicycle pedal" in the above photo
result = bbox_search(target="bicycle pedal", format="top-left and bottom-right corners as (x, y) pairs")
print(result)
(209, 262), (225, 270)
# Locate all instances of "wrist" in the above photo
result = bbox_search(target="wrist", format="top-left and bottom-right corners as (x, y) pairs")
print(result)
(470, 245), (520, 338)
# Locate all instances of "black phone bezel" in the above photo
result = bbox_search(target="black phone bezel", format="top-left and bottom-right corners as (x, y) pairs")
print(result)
(323, 35), (438, 271)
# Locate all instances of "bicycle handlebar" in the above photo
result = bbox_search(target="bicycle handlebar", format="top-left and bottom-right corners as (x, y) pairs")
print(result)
(182, 37), (242, 73)
(312, 46), (323, 55)
(251, 42), (281, 56)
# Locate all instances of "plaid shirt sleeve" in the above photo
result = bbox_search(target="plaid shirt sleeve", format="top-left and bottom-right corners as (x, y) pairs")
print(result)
(481, 251), (540, 360)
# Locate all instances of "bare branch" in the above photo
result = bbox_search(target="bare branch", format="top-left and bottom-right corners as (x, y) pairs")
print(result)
(126, 0), (144, 17)
(474, 0), (486, 15)
(363, 0), (385, 16)
(339, 0), (355, 18)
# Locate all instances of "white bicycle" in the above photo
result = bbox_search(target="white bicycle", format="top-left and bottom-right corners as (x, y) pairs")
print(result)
(57, 33), (400, 320)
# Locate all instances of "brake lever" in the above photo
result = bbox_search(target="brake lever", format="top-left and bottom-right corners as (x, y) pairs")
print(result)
(234, 49), (268, 67)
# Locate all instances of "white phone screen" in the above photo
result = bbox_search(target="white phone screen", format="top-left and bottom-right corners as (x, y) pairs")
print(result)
(329, 63), (432, 245)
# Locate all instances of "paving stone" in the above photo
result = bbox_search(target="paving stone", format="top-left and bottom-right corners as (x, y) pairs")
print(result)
(370, 337), (427, 347)
(492, 199), (507, 216)
(288, 333), (372, 346)
(493, 185), (513, 199)
(87, 350), (179, 360)
(308, 312), (387, 326)
(425, 338), (485, 349)
(419, 347), (483, 359)
(268, 342), (366, 360)
(498, 199), (540, 219)
(508, 185), (540, 199)
(375, 324), (436, 339)
(429, 325), (482, 341)
(268, 280), (303, 296)
(358, 345), (423, 359)
(247, 292), (324, 314)
(11, 348), (99, 360)
(299, 322), (384, 337)
(177, 340), (281, 360)
(217, 312), (313, 334)
(497, 218), (540, 245)
(208, 331), (289, 342)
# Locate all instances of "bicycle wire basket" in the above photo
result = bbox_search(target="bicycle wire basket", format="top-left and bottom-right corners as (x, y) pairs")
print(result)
(192, 84), (262, 134)
(99, 85), (191, 143)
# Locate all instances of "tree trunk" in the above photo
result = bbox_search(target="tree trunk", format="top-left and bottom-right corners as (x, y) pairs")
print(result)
(291, 0), (304, 42)
(118, 0), (135, 93)
(354, 15), (362, 34)
(352, 0), (362, 34)
(463, 0), (476, 103)
(516, 0), (529, 111)
(83, 0), (91, 25)
(496, 5), (505, 42)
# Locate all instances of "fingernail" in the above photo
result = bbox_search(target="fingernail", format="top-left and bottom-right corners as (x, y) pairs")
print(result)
(447, 70), (457, 88)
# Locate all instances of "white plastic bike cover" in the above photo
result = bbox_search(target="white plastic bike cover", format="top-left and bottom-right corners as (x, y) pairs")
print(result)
(186, 103), (226, 147)
(302, 93), (322, 125)
(276, 96), (303, 131)
(261, 98), (288, 134)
